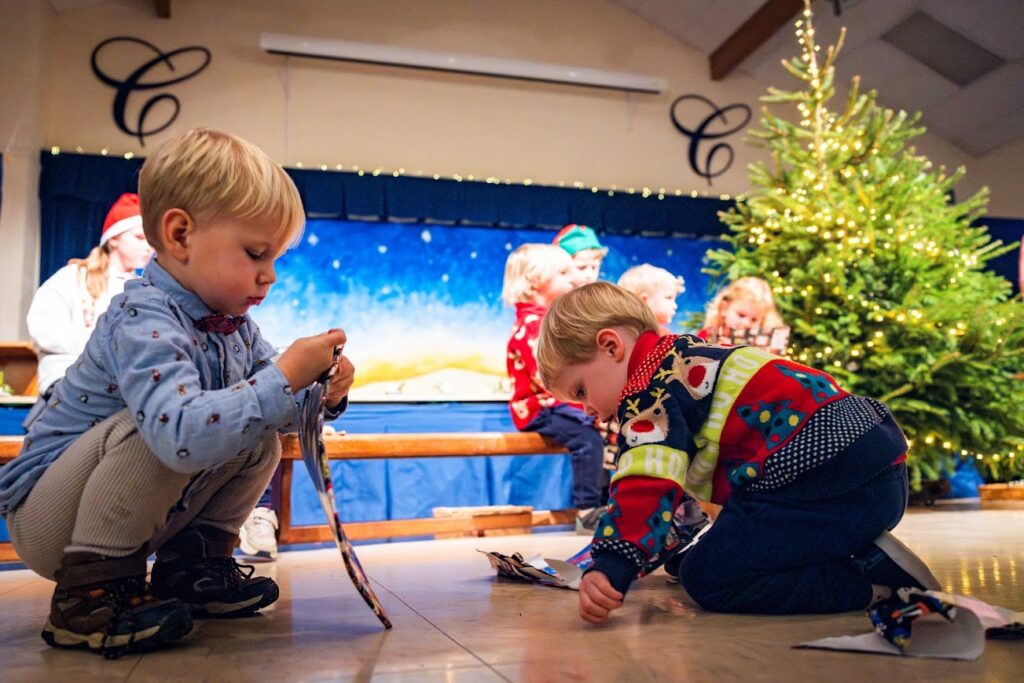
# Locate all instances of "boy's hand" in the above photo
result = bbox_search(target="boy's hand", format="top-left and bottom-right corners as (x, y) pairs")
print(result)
(578, 571), (623, 624)
(324, 351), (355, 408)
(277, 329), (348, 393)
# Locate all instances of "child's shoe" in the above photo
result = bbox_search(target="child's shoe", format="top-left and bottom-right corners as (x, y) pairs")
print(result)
(575, 506), (606, 535)
(238, 506), (279, 561)
(853, 531), (941, 603)
(43, 550), (193, 658)
(151, 526), (279, 617)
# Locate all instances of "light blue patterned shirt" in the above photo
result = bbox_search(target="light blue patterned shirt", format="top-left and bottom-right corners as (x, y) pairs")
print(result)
(0, 259), (324, 516)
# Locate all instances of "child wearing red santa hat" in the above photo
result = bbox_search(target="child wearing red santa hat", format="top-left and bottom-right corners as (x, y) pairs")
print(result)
(26, 193), (154, 395)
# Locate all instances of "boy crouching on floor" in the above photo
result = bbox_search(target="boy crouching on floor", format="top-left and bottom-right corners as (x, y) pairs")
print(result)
(0, 128), (354, 656)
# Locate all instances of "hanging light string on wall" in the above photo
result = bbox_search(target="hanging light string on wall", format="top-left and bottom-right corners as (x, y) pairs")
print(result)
(47, 145), (742, 202)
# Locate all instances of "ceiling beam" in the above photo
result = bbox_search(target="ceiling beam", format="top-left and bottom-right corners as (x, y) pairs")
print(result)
(154, 0), (171, 19)
(710, 0), (803, 81)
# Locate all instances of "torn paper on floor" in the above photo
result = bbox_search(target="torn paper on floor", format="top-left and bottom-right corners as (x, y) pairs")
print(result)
(480, 545), (593, 590)
(796, 590), (1023, 660)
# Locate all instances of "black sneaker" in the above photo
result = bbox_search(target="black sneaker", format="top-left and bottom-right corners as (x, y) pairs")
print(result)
(151, 528), (279, 618)
(853, 531), (941, 596)
(43, 573), (192, 658)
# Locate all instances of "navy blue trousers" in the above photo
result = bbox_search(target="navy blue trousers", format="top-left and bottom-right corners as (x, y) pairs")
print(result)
(678, 463), (909, 614)
(525, 405), (606, 509)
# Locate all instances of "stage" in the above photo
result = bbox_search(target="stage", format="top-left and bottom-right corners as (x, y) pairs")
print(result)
(1, 508), (1021, 681)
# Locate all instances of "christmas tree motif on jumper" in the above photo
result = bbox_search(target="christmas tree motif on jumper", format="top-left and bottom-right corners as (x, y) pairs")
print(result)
(737, 399), (805, 449)
(598, 502), (623, 540)
(703, 0), (1024, 484)
(728, 460), (762, 489)
(621, 389), (671, 447)
(638, 491), (677, 552)
(777, 364), (839, 403)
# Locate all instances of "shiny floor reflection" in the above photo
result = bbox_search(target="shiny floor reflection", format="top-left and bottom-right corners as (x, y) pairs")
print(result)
(0, 508), (1021, 681)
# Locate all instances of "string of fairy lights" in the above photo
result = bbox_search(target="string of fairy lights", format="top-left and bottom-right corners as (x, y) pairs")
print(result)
(47, 145), (742, 203)
(761, 5), (1022, 467)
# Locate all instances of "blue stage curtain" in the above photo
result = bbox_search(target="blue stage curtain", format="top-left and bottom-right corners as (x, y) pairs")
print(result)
(980, 217), (1024, 297)
(37, 151), (733, 283)
(289, 402), (574, 526)
(39, 153), (145, 283)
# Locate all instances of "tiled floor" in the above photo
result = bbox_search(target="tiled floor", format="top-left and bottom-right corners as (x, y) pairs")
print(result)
(1, 508), (1022, 682)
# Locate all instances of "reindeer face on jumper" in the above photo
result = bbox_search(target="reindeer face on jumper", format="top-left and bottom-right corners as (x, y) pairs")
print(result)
(671, 353), (719, 401)
(621, 390), (671, 448)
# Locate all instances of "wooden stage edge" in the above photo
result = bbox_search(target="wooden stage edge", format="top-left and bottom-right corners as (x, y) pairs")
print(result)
(0, 431), (575, 561)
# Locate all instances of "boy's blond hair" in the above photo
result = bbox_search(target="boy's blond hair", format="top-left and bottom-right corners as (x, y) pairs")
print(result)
(501, 243), (571, 307)
(704, 276), (785, 331)
(139, 128), (304, 251)
(617, 264), (685, 298)
(537, 281), (659, 387)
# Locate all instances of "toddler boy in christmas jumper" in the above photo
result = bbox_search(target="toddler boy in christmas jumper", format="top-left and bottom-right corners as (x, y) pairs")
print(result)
(0, 129), (355, 656)
(537, 282), (940, 623)
(503, 244), (607, 531)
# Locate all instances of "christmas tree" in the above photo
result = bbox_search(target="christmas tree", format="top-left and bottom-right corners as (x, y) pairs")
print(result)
(705, 0), (1024, 487)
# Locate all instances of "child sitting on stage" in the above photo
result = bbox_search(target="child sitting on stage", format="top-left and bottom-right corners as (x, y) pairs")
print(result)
(553, 224), (608, 288)
(700, 276), (789, 353)
(700, 276), (784, 338)
(0, 128), (354, 656)
(617, 264), (685, 334)
(537, 282), (939, 624)
(503, 244), (607, 533)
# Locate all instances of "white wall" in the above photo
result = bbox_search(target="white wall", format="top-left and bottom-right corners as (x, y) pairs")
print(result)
(0, 0), (1021, 340)
(971, 138), (1024, 217)
(0, 0), (51, 341)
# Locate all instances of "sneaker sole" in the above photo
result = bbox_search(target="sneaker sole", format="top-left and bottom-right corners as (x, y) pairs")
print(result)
(41, 609), (193, 654)
(237, 537), (278, 560)
(236, 547), (278, 562)
(874, 531), (941, 591)
(188, 582), (280, 619)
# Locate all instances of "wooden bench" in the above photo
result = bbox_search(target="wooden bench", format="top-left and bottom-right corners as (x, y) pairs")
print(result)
(0, 432), (573, 562)
(0, 341), (39, 396)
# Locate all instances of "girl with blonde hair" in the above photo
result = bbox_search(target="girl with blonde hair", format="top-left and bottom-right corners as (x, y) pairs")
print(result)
(701, 276), (784, 337)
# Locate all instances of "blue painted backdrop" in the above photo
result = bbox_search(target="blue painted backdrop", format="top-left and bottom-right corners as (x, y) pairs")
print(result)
(253, 219), (721, 399)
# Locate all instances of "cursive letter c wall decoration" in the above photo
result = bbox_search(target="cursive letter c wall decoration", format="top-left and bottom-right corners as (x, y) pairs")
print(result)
(670, 94), (752, 186)
(91, 37), (212, 146)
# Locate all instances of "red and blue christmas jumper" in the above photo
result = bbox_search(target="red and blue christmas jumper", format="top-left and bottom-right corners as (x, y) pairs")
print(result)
(591, 332), (908, 601)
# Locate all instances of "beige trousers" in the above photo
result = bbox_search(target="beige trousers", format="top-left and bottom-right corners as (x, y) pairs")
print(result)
(7, 409), (280, 580)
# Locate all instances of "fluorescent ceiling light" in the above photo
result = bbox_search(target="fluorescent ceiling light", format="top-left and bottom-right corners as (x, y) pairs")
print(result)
(261, 33), (666, 94)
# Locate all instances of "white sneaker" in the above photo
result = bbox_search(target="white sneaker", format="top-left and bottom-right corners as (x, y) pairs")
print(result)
(238, 507), (279, 561)
(575, 506), (606, 535)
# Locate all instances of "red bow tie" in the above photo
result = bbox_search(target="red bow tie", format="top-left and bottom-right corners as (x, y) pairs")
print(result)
(194, 314), (245, 335)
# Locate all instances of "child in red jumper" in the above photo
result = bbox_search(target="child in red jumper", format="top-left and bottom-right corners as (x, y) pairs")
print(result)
(502, 244), (607, 532)
(537, 282), (939, 623)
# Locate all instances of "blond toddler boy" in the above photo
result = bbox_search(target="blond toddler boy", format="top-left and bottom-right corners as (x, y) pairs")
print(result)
(0, 129), (354, 656)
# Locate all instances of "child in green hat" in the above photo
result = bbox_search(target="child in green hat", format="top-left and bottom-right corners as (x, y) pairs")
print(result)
(554, 224), (608, 288)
